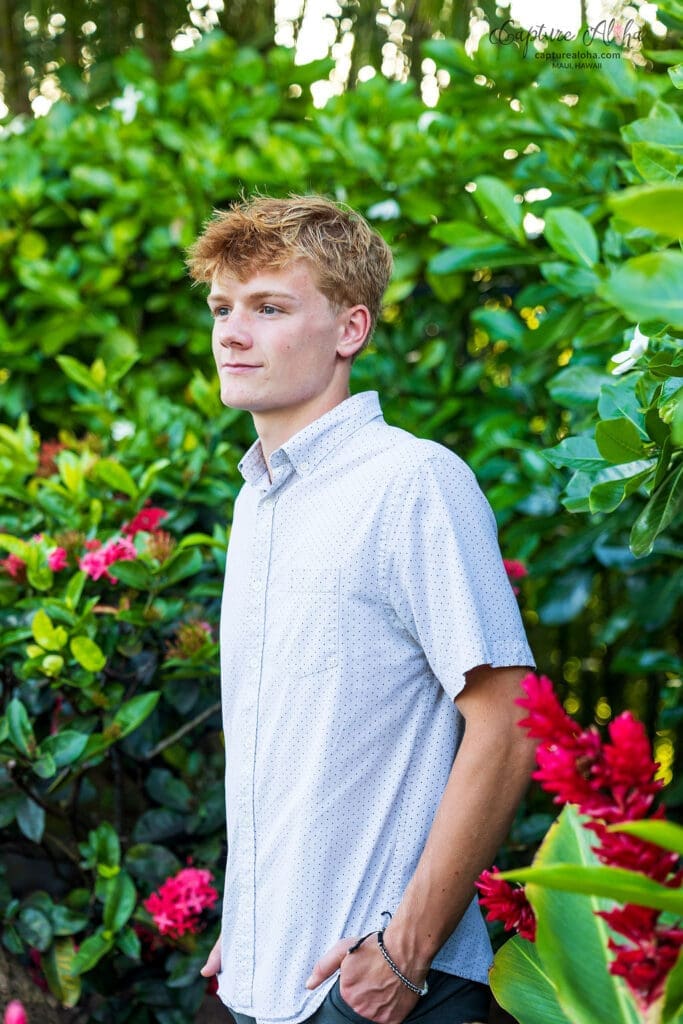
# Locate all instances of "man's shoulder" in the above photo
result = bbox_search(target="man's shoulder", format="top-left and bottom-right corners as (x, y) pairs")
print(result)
(359, 420), (475, 486)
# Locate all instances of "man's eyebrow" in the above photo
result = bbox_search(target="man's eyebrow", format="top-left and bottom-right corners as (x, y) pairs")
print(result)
(207, 290), (300, 304)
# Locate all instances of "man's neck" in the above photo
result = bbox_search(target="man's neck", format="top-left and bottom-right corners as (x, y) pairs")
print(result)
(254, 389), (351, 481)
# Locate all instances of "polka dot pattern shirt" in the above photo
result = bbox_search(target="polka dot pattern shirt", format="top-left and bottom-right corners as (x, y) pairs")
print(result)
(216, 391), (536, 1024)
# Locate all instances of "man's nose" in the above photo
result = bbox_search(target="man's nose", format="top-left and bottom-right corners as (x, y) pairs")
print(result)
(216, 310), (252, 347)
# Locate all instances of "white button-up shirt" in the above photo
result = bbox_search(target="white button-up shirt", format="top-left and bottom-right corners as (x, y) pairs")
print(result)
(217, 391), (535, 1023)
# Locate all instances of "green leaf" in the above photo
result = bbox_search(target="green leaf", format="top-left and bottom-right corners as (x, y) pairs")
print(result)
(154, 547), (203, 588)
(630, 462), (683, 556)
(40, 730), (89, 768)
(472, 176), (525, 243)
(33, 752), (57, 779)
(521, 806), (640, 1024)
(670, 63), (683, 89)
(17, 906), (53, 951)
(662, 948), (683, 1024)
(51, 904), (90, 935)
(490, 936), (571, 1024)
(595, 418), (647, 464)
(599, 251), (683, 328)
(32, 608), (68, 651)
(501, 863), (683, 914)
(70, 635), (107, 672)
(428, 221), (522, 273)
(113, 691), (160, 737)
(631, 141), (683, 182)
(589, 467), (654, 513)
(543, 437), (608, 472)
(103, 871), (137, 933)
(609, 819), (683, 855)
(0, 533), (31, 560)
(71, 929), (115, 975)
(7, 698), (36, 756)
(116, 925), (141, 960)
(93, 459), (139, 499)
(609, 183), (683, 237)
(125, 843), (182, 884)
(42, 936), (82, 1007)
(56, 354), (103, 392)
(64, 571), (86, 610)
(106, 558), (154, 589)
(544, 208), (599, 268)
(81, 821), (121, 871)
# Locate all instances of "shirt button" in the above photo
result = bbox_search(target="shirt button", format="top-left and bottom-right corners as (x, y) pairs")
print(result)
(249, 656), (258, 668)
(300, 462), (309, 474)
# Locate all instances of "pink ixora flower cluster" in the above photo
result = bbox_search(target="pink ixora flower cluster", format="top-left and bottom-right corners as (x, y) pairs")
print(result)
(0, 533), (68, 581)
(477, 672), (682, 1010)
(79, 536), (137, 583)
(143, 866), (218, 940)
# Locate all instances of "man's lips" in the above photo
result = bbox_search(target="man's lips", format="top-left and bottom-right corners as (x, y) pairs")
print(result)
(222, 363), (261, 372)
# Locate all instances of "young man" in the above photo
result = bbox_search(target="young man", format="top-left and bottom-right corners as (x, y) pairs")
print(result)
(187, 195), (537, 1024)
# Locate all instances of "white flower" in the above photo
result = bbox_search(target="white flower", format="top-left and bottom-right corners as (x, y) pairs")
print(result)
(112, 84), (144, 124)
(610, 325), (649, 375)
(366, 199), (401, 221)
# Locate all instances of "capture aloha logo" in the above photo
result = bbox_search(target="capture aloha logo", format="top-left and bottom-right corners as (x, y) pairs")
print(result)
(489, 17), (644, 68)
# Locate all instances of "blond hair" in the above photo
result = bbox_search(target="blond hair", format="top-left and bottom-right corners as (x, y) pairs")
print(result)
(186, 194), (393, 345)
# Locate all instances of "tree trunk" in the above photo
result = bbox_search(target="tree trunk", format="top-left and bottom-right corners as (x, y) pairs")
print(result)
(0, 0), (32, 114)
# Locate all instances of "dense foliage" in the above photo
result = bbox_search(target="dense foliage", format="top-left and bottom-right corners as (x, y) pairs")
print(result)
(0, 18), (681, 1022)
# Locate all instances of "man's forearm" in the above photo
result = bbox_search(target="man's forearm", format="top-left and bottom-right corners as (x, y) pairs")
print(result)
(384, 668), (537, 974)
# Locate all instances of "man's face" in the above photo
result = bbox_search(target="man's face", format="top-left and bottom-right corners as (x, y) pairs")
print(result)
(208, 261), (351, 418)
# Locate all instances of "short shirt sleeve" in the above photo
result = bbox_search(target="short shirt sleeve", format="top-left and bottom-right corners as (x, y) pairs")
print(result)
(383, 449), (535, 700)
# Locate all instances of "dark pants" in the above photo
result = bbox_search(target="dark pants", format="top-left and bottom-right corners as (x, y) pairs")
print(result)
(230, 970), (491, 1024)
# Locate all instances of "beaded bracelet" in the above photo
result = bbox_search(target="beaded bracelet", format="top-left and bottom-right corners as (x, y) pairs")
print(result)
(376, 930), (429, 997)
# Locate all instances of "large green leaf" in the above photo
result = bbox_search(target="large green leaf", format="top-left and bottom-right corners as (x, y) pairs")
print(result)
(609, 183), (683, 237)
(524, 806), (640, 1024)
(103, 871), (137, 933)
(71, 929), (115, 975)
(7, 697), (36, 757)
(500, 863), (683, 914)
(662, 949), (683, 1024)
(609, 819), (683, 855)
(599, 251), (683, 327)
(490, 935), (571, 1024)
(543, 436), (608, 472)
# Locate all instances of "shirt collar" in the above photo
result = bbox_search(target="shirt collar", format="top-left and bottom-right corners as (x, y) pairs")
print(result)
(238, 391), (383, 486)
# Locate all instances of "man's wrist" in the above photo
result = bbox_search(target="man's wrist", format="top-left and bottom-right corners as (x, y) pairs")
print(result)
(381, 920), (433, 982)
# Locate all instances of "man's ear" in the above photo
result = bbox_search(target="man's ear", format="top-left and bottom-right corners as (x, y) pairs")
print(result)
(336, 305), (371, 360)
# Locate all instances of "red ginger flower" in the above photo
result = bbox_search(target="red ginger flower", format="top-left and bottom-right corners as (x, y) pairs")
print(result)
(476, 868), (536, 942)
(600, 905), (683, 1010)
(143, 867), (218, 939)
(123, 506), (168, 536)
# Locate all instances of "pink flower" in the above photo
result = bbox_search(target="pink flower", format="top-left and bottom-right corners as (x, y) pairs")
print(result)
(143, 867), (218, 939)
(476, 868), (536, 942)
(515, 672), (581, 747)
(4, 1002), (27, 1024)
(47, 547), (68, 572)
(123, 506), (168, 536)
(1, 553), (26, 580)
(79, 535), (137, 583)
(503, 558), (528, 595)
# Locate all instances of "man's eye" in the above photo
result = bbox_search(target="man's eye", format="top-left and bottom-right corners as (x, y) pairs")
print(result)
(262, 304), (278, 315)
(214, 306), (230, 317)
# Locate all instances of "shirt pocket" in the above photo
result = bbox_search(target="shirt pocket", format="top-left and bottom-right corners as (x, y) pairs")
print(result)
(267, 568), (340, 678)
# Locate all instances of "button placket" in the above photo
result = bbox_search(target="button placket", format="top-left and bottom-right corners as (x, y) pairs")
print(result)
(235, 493), (276, 1003)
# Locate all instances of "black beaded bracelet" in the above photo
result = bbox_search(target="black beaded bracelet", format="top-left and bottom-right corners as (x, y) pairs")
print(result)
(376, 930), (429, 997)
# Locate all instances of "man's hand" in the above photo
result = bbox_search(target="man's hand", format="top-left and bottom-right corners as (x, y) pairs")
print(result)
(200, 932), (222, 978)
(306, 934), (422, 1024)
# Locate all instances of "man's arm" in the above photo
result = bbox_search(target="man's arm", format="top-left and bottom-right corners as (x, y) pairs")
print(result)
(306, 664), (537, 1024)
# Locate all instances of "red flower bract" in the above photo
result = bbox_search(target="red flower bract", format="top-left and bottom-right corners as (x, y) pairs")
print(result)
(143, 866), (218, 939)
(476, 868), (536, 942)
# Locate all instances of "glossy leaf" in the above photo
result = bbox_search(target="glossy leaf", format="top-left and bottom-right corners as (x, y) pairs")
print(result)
(42, 936), (82, 1007)
(490, 935), (571, 1024)
(609, 182), (683, 238)
(599, 252), (683, 328)
(630, 462), (683, 556)
(472, 176), (525, 243)
(595, 418), (647, 464)
(544, 208), (599, 268)
(609, 819), (683, 856)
